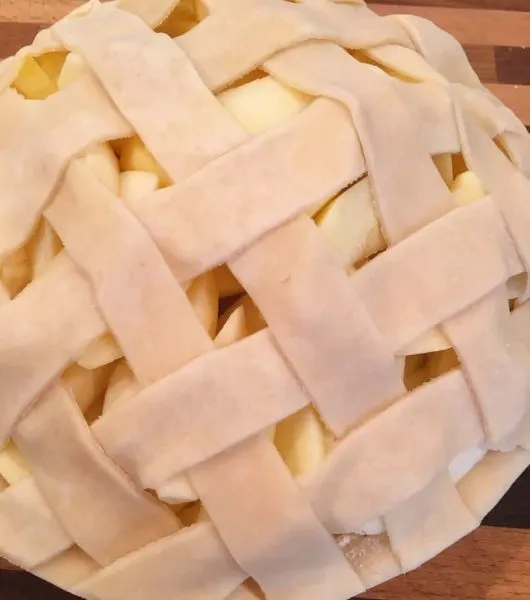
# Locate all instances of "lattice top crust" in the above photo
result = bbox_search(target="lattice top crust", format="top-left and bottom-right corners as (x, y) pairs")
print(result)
(1, 1), (530, 599)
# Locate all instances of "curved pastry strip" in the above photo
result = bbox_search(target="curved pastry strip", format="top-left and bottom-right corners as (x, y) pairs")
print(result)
(393, 14), (481, 89)
(75, 522), (246, 600)
(0, 478), (71, 569)
(46, 161), (211, 386)
(455, 84), (527, 142)
(443, 287), (530, 449)
(457, 448), (530, 520)
(265, 41), (454, 243)
(0, 76), (131, 259)
(396, 81), (460, 155)
(0, 254), (106, 445)
(362, 43), (444, 83)
(93, 330), (309, 489)
(453, 93), (530, 300)
(54, 5), (247, 182)
(46, 161), (210, 500)
(191, 435), (365, 600)
(33, 548), (99, 590)
(13, 383), (180, 566)
(130, 99), (362, 281)
(384, 472), (477, 573)
(501, 130), (530, 181)
(179, 0), (413, 91)
(352, 197), (523, 353)
(230, 215), (405, 436)
(305, 370), (484, 533)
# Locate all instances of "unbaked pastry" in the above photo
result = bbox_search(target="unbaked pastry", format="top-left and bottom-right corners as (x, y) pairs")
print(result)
(1, 0), (530, 598)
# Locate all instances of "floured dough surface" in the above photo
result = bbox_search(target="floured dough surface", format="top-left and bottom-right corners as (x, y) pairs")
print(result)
(1, 1), (530, 599)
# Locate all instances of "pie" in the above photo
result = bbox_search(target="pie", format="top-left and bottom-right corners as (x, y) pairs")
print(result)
(1, 0), (530, 599)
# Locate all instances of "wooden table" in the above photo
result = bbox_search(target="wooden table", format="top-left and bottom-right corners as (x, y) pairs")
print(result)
(1, 0), (530, 598)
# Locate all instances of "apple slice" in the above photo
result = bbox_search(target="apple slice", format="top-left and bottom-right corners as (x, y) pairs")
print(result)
(433, 153), (454, 187)
(120, 135), (171, 187)
(187, 271), (219, 337)
(77, 332), (123, 369)
(214, 265), (243, 298)
(156, 475), (198, 505)
(451, 171), (486, 206)
(274, 406), (329, 477)
(120, 171), (159, 203)
(0, 247), (31, 297)
(215, 304), (247, 349)
(35, 52), (68, 84)
(0, 442), (31, 484)
(103, 360), (141, 414)
(215, 295), (266, 348)
(12, 56), (57, 99)
(57, 52), (90, 89)
(79, 144), (121, 196)
(315, 178), (385, 268)
(218, 75), (311, 135)
(27, 219), (63, 278)
(62, 363), (114, 414)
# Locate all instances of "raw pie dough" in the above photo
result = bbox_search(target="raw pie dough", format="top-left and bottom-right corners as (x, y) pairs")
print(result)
(1, 0), (530, 598)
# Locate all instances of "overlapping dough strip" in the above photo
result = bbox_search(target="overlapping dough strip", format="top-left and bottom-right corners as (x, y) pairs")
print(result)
(305, 370), (484, 533)
(1, 0), (530, 595)
(352, 198), (522, 351)
(230, 215), (405, 436)
(12, 383), (180, 566)
(191, 435), (365, 600)
(45, 5), (364, 597)
(443, 287), (530, 449)
(75, 522), (246, 600)
(54, 5), (247, 182)
(0, 254), (106, 445)
(265, 41), (455, 243)
(178, 0), (413, 91)
(93, 330), (309, 489)
(0, 77), (131, 258)
(0, 478), (72, 569)
(46, 161), (212, 385)
(384, 472), (477, 573)
(128, 99), (363, 281)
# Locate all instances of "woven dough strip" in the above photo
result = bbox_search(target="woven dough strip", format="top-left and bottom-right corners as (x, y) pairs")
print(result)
(1, 1), (530, 600)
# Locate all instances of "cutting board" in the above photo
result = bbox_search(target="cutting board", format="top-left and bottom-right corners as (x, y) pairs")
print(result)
(1, 0), (530, 599)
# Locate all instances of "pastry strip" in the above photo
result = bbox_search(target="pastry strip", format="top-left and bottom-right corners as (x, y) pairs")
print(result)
(191, 435), (365, 600)
(305, 370), (484, 532)
(230, 215), (405, 436)
(0, 254), (105, 445)
(93, 330), (309, 488)
(13, 383), (180, 566)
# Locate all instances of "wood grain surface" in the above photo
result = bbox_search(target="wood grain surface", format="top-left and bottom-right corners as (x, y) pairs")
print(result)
(1, 0), (530, 599)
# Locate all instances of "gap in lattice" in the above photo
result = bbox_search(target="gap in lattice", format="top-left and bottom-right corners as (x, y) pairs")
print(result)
(156, 0), (209, 37)
(403, 347), (460, 392)
(219, 69), (269, 94)
(452, 152), (468, 178)
(348, 49), (421, 84)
